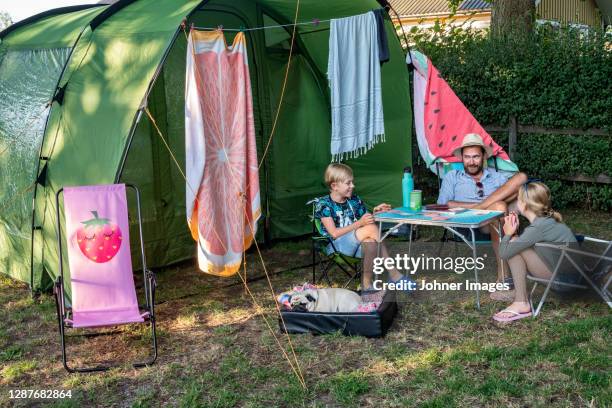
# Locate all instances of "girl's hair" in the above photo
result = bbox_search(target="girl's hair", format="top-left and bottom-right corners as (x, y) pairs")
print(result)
(518, 181), (562, 222)
(324, 163), (353, 188)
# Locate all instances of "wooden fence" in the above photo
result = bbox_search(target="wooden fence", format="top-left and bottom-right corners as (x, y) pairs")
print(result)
(484, 117), (611, 185)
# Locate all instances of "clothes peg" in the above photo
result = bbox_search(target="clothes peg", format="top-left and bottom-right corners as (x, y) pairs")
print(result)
(312, 18), (320, 26)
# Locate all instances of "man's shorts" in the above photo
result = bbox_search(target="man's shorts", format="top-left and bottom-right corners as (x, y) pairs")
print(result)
(326, 230), (362, 258)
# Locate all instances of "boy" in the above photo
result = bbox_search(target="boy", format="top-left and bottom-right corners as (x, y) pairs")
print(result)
(315, 163), (410, 291)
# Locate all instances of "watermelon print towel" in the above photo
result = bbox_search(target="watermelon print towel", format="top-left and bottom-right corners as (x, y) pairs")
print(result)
(185, 30), (261, 277)
(409, 50), (518, 177)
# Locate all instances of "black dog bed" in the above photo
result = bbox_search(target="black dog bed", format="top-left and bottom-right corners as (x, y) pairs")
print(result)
(278, 291), (398, 338)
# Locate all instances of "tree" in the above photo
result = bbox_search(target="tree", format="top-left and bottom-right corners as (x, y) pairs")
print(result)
(446, 0), (534, 36)
(490, 0), (535, 37)
(0, 11), (13, 31)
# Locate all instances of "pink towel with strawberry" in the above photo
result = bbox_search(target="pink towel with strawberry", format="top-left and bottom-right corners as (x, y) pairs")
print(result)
(63, 184), (144, 328)
(185, 30), (261, 277)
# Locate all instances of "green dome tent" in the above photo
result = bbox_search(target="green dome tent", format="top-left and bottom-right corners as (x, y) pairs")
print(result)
(0, 0), (412, 292)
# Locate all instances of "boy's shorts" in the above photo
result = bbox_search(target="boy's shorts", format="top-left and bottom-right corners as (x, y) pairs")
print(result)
(326, 231), (362, 258)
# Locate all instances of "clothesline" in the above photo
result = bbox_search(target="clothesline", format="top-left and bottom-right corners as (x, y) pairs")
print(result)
(192, 18), (331, 32)
(190, 9), (390, 32)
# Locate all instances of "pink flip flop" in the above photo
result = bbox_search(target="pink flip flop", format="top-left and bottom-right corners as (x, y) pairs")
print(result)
(492, 308), (532, 322)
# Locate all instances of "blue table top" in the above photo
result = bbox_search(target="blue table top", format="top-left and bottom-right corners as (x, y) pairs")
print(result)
(374, 207), (504, 227)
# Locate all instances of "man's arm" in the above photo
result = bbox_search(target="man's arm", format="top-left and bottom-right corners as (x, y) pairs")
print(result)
(447, 200), (477, 208)
(474, 172), (527, 209)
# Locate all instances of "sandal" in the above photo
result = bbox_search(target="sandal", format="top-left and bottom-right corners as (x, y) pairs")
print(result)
(492, 308), (532, 322)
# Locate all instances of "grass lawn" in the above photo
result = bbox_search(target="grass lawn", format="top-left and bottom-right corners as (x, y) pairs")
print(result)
(0, 209), (610, 407)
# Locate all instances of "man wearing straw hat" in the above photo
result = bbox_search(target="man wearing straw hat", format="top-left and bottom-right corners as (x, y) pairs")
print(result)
(437, 133), (528, 287)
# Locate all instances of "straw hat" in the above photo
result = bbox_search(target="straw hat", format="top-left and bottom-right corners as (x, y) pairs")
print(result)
(452, 133), (493, 159)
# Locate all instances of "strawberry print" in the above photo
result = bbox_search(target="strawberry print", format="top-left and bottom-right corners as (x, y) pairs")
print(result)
(75, 210), (122, 263)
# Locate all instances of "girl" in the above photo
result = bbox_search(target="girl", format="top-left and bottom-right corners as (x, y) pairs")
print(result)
(493, 181), (579, 322)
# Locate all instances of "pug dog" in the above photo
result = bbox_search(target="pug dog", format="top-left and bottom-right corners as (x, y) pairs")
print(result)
(290, 288), (361, 313)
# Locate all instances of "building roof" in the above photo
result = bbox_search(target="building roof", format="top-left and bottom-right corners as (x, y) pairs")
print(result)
(389, 0), (491, 17)
(458, 0), (491, 11)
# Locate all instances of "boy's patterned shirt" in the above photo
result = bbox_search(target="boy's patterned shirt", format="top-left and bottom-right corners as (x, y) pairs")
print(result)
(314, 194), (367, 237)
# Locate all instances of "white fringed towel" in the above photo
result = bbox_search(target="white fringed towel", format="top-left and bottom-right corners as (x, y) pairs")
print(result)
(328, 12), (385, 162)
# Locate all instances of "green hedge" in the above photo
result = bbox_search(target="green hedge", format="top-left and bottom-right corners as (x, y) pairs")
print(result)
(406, 23), (611, 210)
(516, 134), (611, 210)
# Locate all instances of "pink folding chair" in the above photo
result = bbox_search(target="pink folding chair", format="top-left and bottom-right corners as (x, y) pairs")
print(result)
(54, 183), (157, 373)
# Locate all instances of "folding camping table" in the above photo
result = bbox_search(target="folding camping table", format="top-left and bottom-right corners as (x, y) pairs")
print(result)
(374, 208), (505, 309)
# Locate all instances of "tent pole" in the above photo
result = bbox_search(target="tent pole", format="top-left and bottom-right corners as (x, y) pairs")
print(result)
(115, 108), (144, 183)
(0, 5), (102, 39)
(28, 19), (96, 296)
(379, 1), (415, 174)
(113, 0), (210, 183)
(256, 4), (332, 245)
(114, 0), (210, 182)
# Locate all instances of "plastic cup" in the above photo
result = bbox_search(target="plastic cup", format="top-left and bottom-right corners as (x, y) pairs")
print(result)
(409, 190), (422, 211)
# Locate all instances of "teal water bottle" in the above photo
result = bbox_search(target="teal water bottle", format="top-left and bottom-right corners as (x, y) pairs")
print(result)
(402, 167), (414, 208)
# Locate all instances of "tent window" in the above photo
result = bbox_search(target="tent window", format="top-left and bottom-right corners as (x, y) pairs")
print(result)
(263, 14), (291, 51)
(0, 47), (70, 216)
(0, 48), (70, 141)
(0, 46), (70, 287)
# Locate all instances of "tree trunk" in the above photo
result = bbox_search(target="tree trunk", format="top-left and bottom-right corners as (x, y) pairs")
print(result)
(491, 0), (535, 37)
